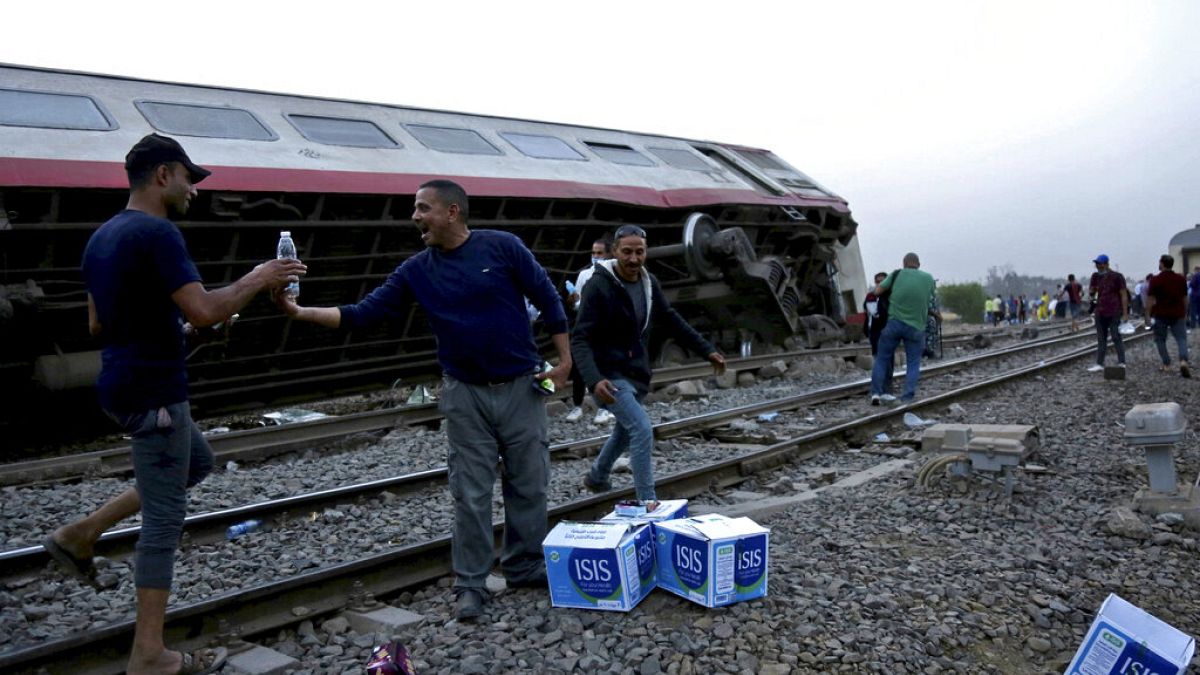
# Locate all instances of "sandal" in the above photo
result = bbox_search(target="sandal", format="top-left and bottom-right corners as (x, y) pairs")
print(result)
(42, 534), (102, 590)
(177, 646), (227, 674)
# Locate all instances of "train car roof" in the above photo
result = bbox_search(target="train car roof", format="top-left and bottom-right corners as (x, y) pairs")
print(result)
(0, 63), (849, 213)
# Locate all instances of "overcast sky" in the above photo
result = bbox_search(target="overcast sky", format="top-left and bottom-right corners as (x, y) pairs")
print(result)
(5, 0), (1198, 284)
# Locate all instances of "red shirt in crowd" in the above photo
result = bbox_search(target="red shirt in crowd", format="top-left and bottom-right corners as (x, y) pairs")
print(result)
(1148, 270), (1187, 320)
(1089, 271), (1127, 318)
(1066, 281), (1082, 304)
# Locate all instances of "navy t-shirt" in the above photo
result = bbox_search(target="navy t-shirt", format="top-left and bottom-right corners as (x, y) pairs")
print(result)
(82, 210), (202, 415)
(338, 230), (567, 385)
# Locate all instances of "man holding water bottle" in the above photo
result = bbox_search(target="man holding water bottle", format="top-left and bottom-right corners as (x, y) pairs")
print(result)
(277, 179), (570, 621)
(45, 134), (304, 675)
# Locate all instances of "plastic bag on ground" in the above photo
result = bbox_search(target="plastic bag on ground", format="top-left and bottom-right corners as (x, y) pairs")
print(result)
(903, 412), (936, 428)
(262, 408), (329, 425)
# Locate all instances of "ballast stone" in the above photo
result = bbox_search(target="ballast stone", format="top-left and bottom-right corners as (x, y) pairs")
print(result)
(343, 605), (425, 634)
(226, 644), (299, 675)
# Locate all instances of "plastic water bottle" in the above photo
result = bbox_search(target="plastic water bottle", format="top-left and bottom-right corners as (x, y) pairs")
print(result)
(276, 231), (300, 299)
(226, 519), (262, 540)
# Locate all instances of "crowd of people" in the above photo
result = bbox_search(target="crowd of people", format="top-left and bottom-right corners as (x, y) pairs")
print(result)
(982, 254), (1193, 377)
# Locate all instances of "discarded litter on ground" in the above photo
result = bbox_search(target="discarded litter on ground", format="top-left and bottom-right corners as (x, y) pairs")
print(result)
(406, 385), (436, 405)
(903, 412), (936, 428)
(1066, 593), (1194, 674)
(262, 409), (330, 425)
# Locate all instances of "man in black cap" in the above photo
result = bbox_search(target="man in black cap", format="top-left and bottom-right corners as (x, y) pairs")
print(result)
(43, 134), (304, 674)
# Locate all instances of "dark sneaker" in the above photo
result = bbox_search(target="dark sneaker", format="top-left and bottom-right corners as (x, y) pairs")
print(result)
(1183, 362), (1192, 379)
(506, 573), (548, 589)
(583, 474), (611, 492)
(455, 589), (485, 621)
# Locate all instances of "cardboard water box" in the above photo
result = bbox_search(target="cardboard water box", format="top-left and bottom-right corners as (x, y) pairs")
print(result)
(542, 520), (656, 611)
(600, 499), (689, 525)
(654, 513), (769, 608)
(1066, 593), (1195, 675)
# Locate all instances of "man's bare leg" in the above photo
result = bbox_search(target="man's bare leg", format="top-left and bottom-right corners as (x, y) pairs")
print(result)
(50, 487), (140, 559)
(125, 587), (183, 675)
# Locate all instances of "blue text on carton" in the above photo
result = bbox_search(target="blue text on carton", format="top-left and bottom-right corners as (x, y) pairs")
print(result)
(1067, 593), (1195, 674)
(543, 521), (656, 612)
(654, 513), (769, 608)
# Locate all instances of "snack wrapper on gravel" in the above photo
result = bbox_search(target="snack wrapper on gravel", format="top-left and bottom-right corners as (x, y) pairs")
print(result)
(367, 640), (416, 674)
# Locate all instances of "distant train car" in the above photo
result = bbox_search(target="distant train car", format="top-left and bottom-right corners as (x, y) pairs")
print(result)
(0, 63), (866, 433)
(1168, 224), (1200, 273)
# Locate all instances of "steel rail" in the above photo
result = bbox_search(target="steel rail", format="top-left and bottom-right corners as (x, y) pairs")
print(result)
(0, 322), (1078, 488)
(0, 326), (1108, 583)
(0, 329), (1141, 674)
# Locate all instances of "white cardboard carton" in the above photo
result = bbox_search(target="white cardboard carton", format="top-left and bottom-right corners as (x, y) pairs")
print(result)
(542, 520), (656, 611)
(654, 513), (769, 608)
(1066, 593), (1195, 674)
(600, 499), (689, 525)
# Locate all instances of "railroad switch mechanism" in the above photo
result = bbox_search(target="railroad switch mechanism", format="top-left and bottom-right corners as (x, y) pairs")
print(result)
(918, 424), (1036, 499)
(1123, 402), (1200, 524)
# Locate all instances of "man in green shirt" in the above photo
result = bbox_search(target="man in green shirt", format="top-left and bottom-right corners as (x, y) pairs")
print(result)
(870, 253), (939, 404)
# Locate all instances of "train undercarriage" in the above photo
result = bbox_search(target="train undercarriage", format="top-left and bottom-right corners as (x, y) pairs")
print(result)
(0, 186), (858, 446)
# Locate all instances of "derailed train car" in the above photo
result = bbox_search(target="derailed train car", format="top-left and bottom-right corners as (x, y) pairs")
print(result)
(0, 63), (866, 435)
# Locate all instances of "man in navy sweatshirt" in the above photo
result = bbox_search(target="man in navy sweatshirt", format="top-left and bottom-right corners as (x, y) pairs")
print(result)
(278, 179), (570, 621)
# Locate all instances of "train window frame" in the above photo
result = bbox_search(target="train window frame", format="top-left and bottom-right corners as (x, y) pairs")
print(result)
(735, 149), (788, 171)
(403, 123), (503, 156)
(499, 131), (586, 161)
(284, 113), (401, 149)
(134, 100), (279, 141)
(0, 87), (118, 131)
(582, 141), (656, 167)
(648, 146), (717, 172)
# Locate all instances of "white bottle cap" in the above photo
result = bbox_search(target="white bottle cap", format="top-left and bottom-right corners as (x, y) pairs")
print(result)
(280, 231), (291, 237)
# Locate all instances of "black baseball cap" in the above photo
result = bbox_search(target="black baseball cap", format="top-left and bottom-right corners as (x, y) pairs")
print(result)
(124, 133), (211, 183)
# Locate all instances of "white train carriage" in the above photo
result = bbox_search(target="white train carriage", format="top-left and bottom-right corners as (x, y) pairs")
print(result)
(0, 63), (866, 434)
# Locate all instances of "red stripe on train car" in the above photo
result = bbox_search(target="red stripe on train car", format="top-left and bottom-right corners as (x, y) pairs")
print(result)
(0, 157), (850, 212)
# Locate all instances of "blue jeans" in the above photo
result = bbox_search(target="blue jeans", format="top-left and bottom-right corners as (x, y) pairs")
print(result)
(440, 375), (549, 591)
(114, 402), (212, 590)
(1153, 316), (1189, 365)
(588, 378), (656, 500)
(870, 320), (926, 401)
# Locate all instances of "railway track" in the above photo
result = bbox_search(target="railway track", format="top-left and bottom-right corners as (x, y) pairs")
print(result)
(0, 327), (1138, 673)
(0, 321), (1079, 488)
(0, 324), (1097, 579)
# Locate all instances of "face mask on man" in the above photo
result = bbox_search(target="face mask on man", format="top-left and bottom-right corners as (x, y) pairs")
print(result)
(591, 257), (603, 265)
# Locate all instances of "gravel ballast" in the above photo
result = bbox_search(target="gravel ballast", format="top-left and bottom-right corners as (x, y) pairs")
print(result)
(3, 332), (1197, 673)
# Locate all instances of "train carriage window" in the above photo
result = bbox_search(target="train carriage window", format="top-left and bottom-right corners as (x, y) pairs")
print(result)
(584, 142), (655, 167)
(403, 124), (502, 155)
(648, 147), (715, 172)
(135, 101), (277, 140)
(735, 149), (787, 171)
(0, 88), (116, 130)
(285, 114), (399, 148)
(499, 132), (585, 160)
